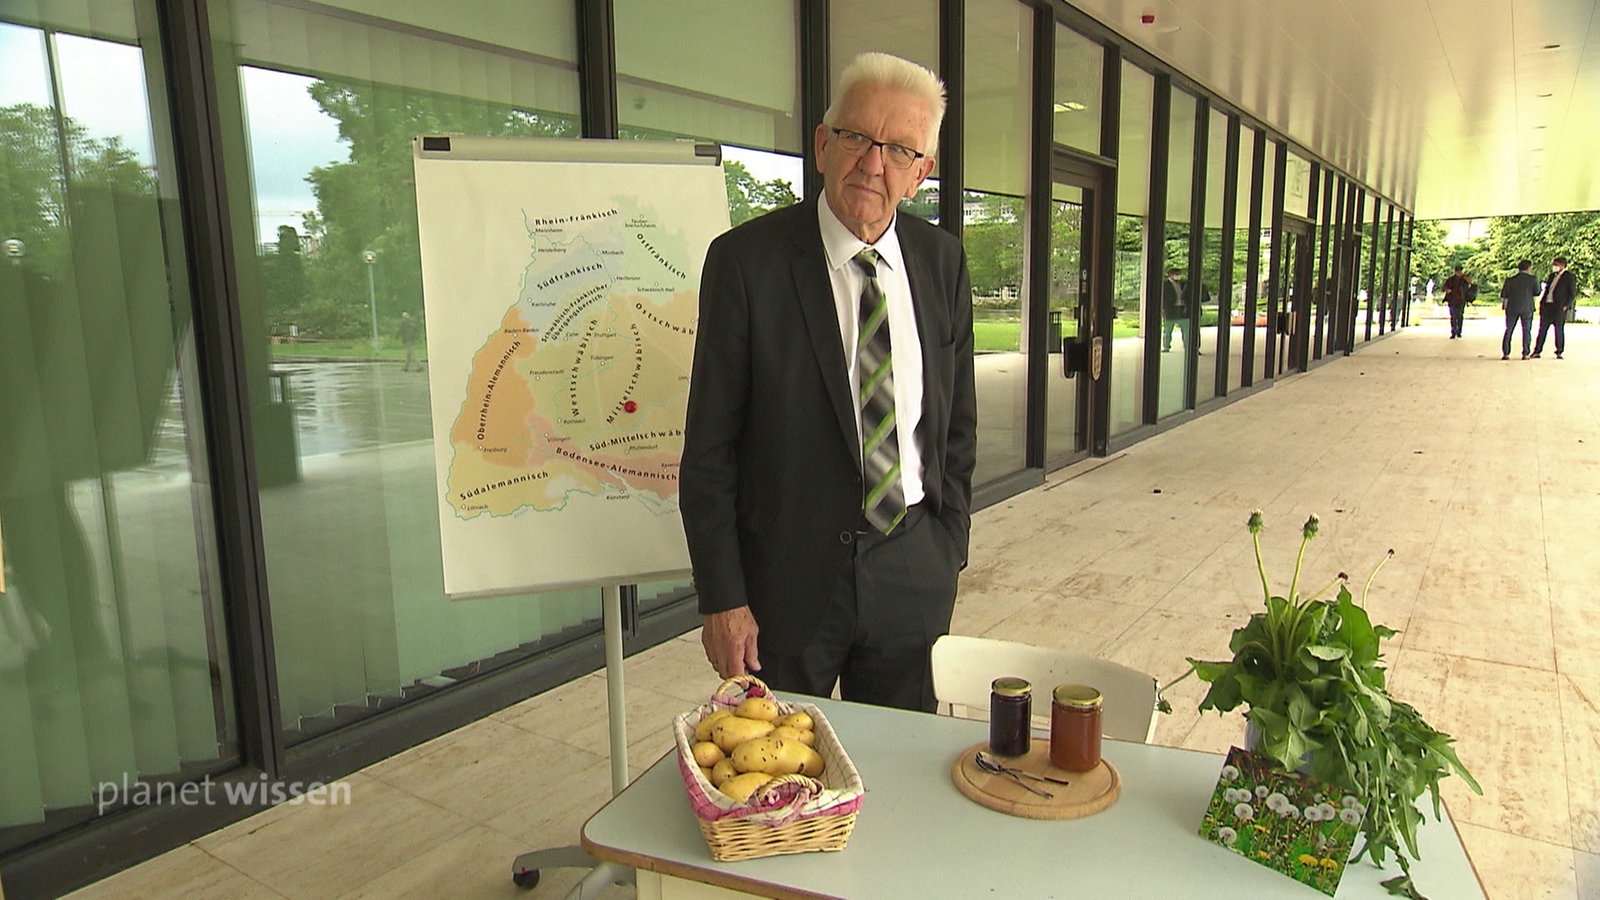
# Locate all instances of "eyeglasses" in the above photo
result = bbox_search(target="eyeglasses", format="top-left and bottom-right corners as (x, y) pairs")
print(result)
(828, 128), (926, 170)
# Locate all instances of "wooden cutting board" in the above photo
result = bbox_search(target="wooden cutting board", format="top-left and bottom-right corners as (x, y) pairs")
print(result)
(951, 739), (1120, 820)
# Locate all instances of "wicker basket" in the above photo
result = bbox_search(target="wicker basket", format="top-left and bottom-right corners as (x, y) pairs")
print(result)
(674, 676), (865, 861)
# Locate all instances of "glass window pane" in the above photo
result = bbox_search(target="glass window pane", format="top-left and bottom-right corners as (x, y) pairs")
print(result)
(964, 0), (1032, 483)
(0, 12), (235, 846)
(1231, 124), (1256, 394)
(1157, 89), (1196, 419)
(1053, 25), (1102, 154)
(208, 0), (628, 740)
(1198, 108), (1228, 403)
(617, 0), (801, 156)
(615, 2), (803, 224)
(1259, 140), (1281, 379)
(1111, 63), (1153, 437)
(1286, 150), (1313, 218)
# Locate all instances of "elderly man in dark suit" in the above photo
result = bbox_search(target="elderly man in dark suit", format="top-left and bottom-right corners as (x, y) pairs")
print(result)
(1531, 256), (1576, 359)
(680, 52), (976, 712)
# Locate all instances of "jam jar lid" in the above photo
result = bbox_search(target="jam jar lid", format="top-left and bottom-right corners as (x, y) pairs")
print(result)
(991, 676), (1032, 697)
(1052, 683), (1104, 708)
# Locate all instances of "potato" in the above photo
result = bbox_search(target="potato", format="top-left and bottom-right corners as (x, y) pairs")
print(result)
(732, 736), (819, 776)
(698, 766), (714, 783)
(774, 711), (812, 731)
(795, 745), (826, 777)
(771, 725), (815, 746)
(710, 758), (738, 787)
(734, 697), (780, 722)
(694, 709), (734, 743)
(719, 772), (773, 803)
(732, 736), (785, 774)
(691, 741), (725, 768)
(711, 716), (774, 753)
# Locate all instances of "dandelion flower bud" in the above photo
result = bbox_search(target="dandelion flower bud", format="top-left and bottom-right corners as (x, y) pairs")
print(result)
(1302, 514), (1320, 539)
(1247, 510), (1264, 533)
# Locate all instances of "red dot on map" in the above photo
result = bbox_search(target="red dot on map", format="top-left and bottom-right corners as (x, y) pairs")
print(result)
(624, 401), (638, 413)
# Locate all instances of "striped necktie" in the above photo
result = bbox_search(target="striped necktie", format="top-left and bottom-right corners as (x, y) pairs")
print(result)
(853, 248), (906, 535)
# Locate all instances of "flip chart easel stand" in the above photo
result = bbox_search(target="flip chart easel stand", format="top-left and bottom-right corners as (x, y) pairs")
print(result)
(510, 584), (634, 895)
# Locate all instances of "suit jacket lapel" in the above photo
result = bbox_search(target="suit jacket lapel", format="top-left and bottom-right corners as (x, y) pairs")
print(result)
(789, 202), (860, 467)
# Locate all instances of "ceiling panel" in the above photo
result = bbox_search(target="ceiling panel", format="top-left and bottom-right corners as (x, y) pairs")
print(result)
(1066, 0), (1600, 218)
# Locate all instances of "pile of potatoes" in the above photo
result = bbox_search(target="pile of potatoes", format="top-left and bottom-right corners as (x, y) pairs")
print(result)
(690, 696), (826, 803)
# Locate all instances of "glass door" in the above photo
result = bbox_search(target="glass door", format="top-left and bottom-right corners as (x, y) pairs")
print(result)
(1272, 218), (1314, 376)
(1045, 180), (1093, 465)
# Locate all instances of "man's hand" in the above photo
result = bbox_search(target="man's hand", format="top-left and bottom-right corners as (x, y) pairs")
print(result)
(702, 607), (760, 678)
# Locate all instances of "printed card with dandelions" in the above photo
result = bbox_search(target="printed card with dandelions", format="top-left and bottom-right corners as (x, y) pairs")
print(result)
(1198, 747), (1362, 896)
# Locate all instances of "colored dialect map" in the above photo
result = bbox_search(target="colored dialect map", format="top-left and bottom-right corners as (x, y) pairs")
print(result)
(449, 204), (693, 519)
(414, 145), (727, 596)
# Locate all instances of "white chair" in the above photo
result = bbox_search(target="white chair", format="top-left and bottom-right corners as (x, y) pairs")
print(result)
(930, 634), (1159, 744)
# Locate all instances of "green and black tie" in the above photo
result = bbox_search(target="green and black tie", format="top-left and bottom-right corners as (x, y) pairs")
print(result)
(853, 248), (906, 535)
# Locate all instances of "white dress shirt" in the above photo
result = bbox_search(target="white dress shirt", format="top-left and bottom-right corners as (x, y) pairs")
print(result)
(817, 199), (926, 508)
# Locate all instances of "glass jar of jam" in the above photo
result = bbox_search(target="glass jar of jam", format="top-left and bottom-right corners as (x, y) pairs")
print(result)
(1050, 683), (1103, 772)
(988, 677), (1032, 757)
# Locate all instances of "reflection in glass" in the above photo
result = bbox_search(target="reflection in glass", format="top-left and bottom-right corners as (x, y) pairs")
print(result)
(617, 0), (800, 155)
(1157, 90), (1197, 420)
(211, 0), (681, 739)
(1111, 63), (1153, 437)
(0, 17), (235, 846)
(1053, 25), (1103, 154)
(1045, 184), (1086, 463)
(1258, 142), (1281, 381)
(1198, 108), (1228, 403)
(1231, 125), (1256, 393)
(964, 0), (1031, 483)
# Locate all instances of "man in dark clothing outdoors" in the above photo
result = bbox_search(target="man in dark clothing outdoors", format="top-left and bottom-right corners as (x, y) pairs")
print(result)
(1442, 265), (1470, 339)
(1160, 267), (1195, 353)
(1531, 256), (1576, 359)
(1500, 259), (1539, 360)
(398, 311), (422, 371)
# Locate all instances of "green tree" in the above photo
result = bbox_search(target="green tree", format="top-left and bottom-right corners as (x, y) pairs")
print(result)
(1408, 219), (1448, 289)
(723, 159), (798, 226)
(300, 81), (575, 339)
(260, 224), (309, 331)
(0, 102), (155, 278)
(1476, 213), (1600, 297)
(960, 191), (1024, 302)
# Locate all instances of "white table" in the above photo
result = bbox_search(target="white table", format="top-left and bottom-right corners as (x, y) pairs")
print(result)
(581, 696), (1485, 899)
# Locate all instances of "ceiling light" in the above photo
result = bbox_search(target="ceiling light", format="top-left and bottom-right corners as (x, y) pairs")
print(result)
(1542, 43), (1561, 50)
(1535, 125), (1547, 129)
(1054, 100), (1088, 113)
(1156, 24), (1181, 34)
(1537, 92), (1554, 98)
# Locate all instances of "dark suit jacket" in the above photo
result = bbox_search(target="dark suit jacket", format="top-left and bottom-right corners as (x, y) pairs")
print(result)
(680, 197), (976, 651)
(1542, 268), (1576, 308)
(1500, 272), (1539, 316)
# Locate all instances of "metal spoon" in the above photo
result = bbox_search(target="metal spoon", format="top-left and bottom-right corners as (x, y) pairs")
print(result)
(973, 752), (1054, 798)
(976, 751), (1072, 786)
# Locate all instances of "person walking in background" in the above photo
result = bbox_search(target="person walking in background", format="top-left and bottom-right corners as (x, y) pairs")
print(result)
(398, 311), (422, 371)
(1160, 267), (1192, 352)
(1442, 265), (1469, 339)
(1531, 256), (1575, 359)
(1499, 259), (1539, 360)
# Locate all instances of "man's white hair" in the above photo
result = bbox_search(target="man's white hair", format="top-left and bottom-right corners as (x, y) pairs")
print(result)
(822, 52), (947, 155)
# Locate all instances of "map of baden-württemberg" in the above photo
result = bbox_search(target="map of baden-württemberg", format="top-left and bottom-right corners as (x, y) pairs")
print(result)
(446, 202), (695, 520)
(414, 145), (727, 596)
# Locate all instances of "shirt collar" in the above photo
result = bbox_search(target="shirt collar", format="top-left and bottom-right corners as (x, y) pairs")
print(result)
(818, 196), (906, 275)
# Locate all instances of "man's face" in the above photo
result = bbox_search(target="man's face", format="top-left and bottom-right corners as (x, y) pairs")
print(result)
(815, 82), (936, 243)
(1554, 260), (1565, 271)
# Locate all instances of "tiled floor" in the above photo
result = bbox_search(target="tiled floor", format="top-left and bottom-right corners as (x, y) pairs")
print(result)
(66, 317), (1600, 899)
